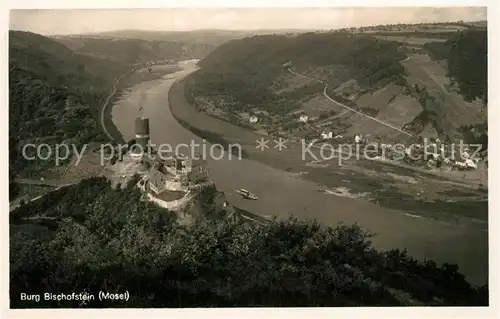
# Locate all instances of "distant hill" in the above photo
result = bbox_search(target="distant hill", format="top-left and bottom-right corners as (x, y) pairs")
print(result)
(51, 30), (244, 65)
(72, 29), (251, 44)
(9, 30), (126, 190)
(51, 29), (321, 65)
(335, 21), (486, 34)
(63, 29), (305, 44)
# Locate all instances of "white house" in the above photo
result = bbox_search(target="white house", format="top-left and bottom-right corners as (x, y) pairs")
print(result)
(454, 161), (467, 170)
(299, 114), (309, 123)
(465, 158), (477, 169)
(355, 134), (364, 144)
(321, 131), (333, 140)
(454, 159), (477, 170)
(249, 115), (259, 123)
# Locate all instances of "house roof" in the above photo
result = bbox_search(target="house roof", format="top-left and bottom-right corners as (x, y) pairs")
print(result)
(149, 164), (169, 178)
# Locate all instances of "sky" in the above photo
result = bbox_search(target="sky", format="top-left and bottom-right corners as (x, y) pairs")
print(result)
(9, 7), (487, 35)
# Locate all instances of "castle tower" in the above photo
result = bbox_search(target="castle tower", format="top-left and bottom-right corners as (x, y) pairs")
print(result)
(130, 117), (151, 174)
(131, 116), (150, 159)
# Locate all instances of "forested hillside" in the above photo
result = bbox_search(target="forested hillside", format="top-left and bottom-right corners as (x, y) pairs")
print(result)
(10, 177), (487, 307)
(424, 29), (487, 103)
(54, 36), (219, 65)
(9, 29), (233, 200)
(186, 33), (406, 114)
(9, 31), (126, 196)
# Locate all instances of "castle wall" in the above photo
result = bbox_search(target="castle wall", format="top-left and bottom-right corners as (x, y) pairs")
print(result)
(165, 180), (189, 192)
(147, 191), (195, 211)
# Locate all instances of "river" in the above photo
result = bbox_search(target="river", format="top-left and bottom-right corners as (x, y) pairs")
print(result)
(111, 60), (488, 285)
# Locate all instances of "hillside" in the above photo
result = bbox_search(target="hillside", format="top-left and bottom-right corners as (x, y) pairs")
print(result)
(423, 29), (487, 103)
(52, 34), (222, 65)
(184, 32), (414, 140)
(184, 27), (486, 144)
(188, 33), (405, 110)
(196, 32), (405, 95)
(399, 28), (487, 142)
(10, 177), (487, 307)
(9, 31), (129, 184)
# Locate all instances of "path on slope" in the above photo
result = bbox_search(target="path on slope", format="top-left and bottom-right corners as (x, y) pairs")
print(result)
(9, 184), (66, 213)
(100, 70), (135, 141)
(287, 67), (413, 137)
(14, 178), (75, 187)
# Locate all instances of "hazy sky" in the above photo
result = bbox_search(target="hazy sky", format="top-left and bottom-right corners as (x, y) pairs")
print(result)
(10, 7), (486, 35)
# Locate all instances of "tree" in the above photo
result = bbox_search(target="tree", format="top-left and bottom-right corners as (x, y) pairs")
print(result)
(9, 178), (488, 307)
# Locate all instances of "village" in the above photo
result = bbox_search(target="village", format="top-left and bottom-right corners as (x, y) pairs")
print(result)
(193, 92), (486, 174)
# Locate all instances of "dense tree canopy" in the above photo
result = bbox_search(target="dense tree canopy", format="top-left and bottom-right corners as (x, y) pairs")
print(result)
(9, 31), (126, 179)
(424, 29), (487, 103)
(10, 177), (487, 308)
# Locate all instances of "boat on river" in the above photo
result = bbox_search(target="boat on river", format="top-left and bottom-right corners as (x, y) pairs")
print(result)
(235, 188), (258, 200)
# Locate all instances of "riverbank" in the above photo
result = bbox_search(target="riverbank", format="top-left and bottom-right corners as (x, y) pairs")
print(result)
(101, 84), (126, 144)
(101, 64), (182, 144)
(169, 74), (488, 224)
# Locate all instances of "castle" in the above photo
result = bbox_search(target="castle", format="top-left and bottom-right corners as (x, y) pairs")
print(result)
(148, 156), (209, 194)
(123, 116), (211, 209)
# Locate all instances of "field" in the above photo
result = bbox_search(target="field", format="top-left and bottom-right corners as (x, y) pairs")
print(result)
(341, 85), (422, 141)
(268, 64), (425, 144)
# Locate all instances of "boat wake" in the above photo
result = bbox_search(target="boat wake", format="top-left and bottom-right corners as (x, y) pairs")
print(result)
(403, 213), (423, 219)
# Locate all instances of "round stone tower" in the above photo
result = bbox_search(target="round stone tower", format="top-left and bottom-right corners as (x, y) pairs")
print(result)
(131, 116), (150, 159)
